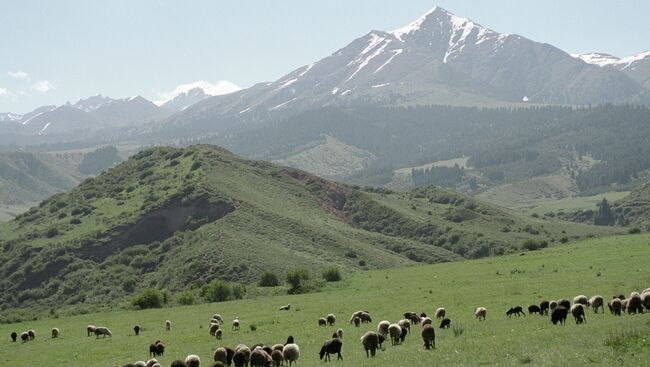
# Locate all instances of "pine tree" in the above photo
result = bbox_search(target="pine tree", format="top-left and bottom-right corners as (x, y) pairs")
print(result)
(594, 198), (614, 226)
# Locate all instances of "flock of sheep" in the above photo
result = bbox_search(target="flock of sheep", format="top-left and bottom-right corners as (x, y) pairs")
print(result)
(5, 287), (649, 366)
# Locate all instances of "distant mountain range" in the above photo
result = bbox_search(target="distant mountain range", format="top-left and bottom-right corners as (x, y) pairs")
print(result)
(572, 51), (650, 89)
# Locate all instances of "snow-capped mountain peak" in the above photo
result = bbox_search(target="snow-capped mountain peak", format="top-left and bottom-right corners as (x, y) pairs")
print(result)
(571, 53), (620, 67)
(390, 6), (444, 41)
(72, 95), (113, 112)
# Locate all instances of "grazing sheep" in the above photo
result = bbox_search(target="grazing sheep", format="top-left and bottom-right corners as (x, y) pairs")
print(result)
(134, 325), (141, 336)
(398, 319), (411, 334)
(349, 310), (366, 323)
(135, 362), (147, 367)
(235, 344), (252, 366)
(223, 347), (235, 365)
(27, 329), (35, 340)
(421, 317), (433, 326)
(272, 343), (284, 352)
(270, 349), (283, 367)
(399, 325), (408, 343)
(336, 328), (344, 339)
(209, 323), (220, 335)
(528, 305), (541, 315)
(185, 354), (201, 367)
(327, 313), (336, 326)
(421, 324), (436, 350)
(506, 306), (526, 317)
(51, 328), (59, 338)
(571, 304), (586, 324)
(388, 323), (402, 345)
(170, 361), (188, 367)
(146, 359), (159, 367)
(155, 342), (165, 357)
(165, 320), (172, 331)
(318, 317), (327, 327)
(558, 299), (571, 309)
(440, 318), (451, 329)
(212, 314), (224, 323)
(621, 298), (629, 313)
(420, 312), (427, 318)
(573, 295), (589, 306)
(403, 311), (417, 320)
(475, 307), (487, 321)
(377, 320), (390, 336)
(282, 343), (300, 366)
(250, 348), (272, 367)
(353, 316), (361, 327)
(404, 312), (420, 325)
(615, 294), (625, 300)
(551, 306), (568, 325)
(627, 292), (644, 314)
(359, 312), (372, 323)
(435, 307), (446, 319)
(279, 303), (291, 311)
(360, 331), (380, 357)
(319, 338), (343, 361)
(10, 331), (17, 342)
(232, 351), (246, 367)
(215, 329), (222, 340)
(149, 344), (157, 358)
(588, 295), (605, 313)
(94, 327), (112, 338)
(549, 300), (558, 312)
(87, 325), (96, 336)
(232, 318), (240, 331)
(539, 300), (550, 315)
(642, 292), (650, 310)
(20, 331), (29, 343)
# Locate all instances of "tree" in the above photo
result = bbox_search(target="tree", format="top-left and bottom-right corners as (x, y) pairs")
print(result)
(322, 267), (342, 282)
(594, 198), (615, 226)
(286, 268), (310, 294)
(200, 280), (232, 302)
(131, 289), (164, 309)
(259, 272), (280, 287)
(78, 146), (121, 174)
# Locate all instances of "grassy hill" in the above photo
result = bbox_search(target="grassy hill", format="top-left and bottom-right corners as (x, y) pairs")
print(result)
(0, 234), (648, 367)
(0, 145), (619, 318)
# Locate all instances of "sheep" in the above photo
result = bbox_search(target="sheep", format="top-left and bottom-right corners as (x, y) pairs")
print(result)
(551, 306), (568, 325)
(170, 361), (188, 367)
(377, 334), (386, 348)
(270, 349), (283, 367)
(360, 331), (380, 357)
(224, 347), (235, 365)
(420, 312), (427, 318)
(388, 323), (402, 345)
(155, 342), (165, 357)
(421, 317), (433, 326)
(642, 292), (650, 310)
(286, 335), (295, 345)
(209, 323), (220, 335)
(185, 354), (201, 367)
(377, 320), (390, 336)
(250, 347), (272, 367)
(235, 344), (252, 365)
(282, 343), (300, 366)
(10, 331), (17, 342)
(212, 314), (224, 323)
(506, 306), (526, 317)
(87, 325), (96, 336)
(643, 288), (650, 295)
(51, 327), (59, 338)
(440, 318), (451, 329)
(232, 318), (240, 331)
(359, 312), (372, 323)
(327, 313), (336, 326)
(210, 363), (224, 367)
(398, 319), (411, 334)
(149, 344), (157, 358)
(421, 324), (436, 350)
(353, 316), (361, 327)
(20, 331), (29, 343)
(27, 329), (35, 340)
(621, 298), (629, 313)
(272, 343), (284, 352)
(571, 304), (586, 324)
(319, 337), (343, 361)
(134, 325), (141, 336)
(588, 295), (605, 313)
(549, 300), (558, 312)
(94, 327), (112, 338)
(349, 311), (365, 323)
(558, 299), (571, 309)
(279, 303), (291, 311)
(215, 329), (222, 340)
(336, 328), (344, 339)
(318, 317), (327, 327)
(135, 362), (147, 367)
(165, 320), (172, 331)
(528, 305), (541, 315)
(539, 300), (550, 315)
(146, 359), (159, 367)
(573, 295), (589, 307)
(404, 312), (420, 325)
(232, 351), (246, 367)
(614, 294), (625, 300)
(626, 292), (644, 314)
(435, 307), (446, 319)
(475, 307), (487, 321)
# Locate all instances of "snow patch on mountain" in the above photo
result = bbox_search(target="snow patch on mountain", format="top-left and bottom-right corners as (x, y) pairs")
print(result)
(155, 80), (241, 106)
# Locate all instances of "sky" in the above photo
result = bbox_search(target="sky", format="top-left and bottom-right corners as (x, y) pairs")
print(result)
(1, 0), (649, 113)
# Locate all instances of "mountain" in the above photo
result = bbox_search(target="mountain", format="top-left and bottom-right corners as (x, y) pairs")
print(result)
(574, 51), (650, 89)
(0, 145), (613, 313)
(161, 87), (210, 111)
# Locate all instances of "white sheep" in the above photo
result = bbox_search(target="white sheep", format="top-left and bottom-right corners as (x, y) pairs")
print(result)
(573, 295), (589, 306)
(388, 323), (402, 345)
(146, 359), (159, 367)
(327, 313), (336, 326)
(282, 343), (300, 366)
(215, 328), (222, 340)
(94, 327), (112, 338)
(165, 320), (172, 331)
(51, 328), (59, 338)
(212, 314), (224, 323)
(475, 307), (487, 321)
(588, 295), (604, 313)
(213, 347), (228, 364)
(336, 328), (344, 339)
(421, 317), (433, 326)
(86, 325), (96, 337)
(232, 318), (240, 331)
(435, 307), (446, 319)
(398, 319), (411, 334)
(185, 354), (201, 367)
(377, 320), (390, 336)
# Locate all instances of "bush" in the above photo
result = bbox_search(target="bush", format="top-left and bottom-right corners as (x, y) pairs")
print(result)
(259, 272), (280, 287)
(286, 268), (310, 294)
(322, 267), (342, 282)
(200, 280), (232, 302)
(628, 227), (641, 234)
(177, 291), (196, 306)
(232, 283), (247, 300)
(131, 289), (164, 309)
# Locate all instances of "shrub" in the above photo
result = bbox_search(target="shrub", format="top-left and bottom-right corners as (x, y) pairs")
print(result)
(560, 236), (569, 243)
(628, 227), (641, 234)
(177, 291), (196, 306)
(45, 228), (59, 238)
(232, 283), (246, 300)
(131, 289), (164, 309)
(322, 267), (342, 282)
(200, 280), (232, 302)
(259, 272), (280, 287)
(286, 268), (310, 294)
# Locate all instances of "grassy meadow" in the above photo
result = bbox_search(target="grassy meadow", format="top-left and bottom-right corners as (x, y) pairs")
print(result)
(1, 234), (649, 366)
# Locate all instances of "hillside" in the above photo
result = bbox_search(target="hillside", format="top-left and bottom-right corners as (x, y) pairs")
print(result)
(0, 145), (617, 316)
(1, 234), (648, 366)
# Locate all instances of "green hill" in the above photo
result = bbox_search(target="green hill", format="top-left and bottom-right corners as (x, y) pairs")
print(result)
(0, 145), (618, 317)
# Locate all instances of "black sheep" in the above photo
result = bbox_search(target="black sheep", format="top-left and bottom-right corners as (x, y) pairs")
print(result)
(225, 346), (235, 365)
(233, 351), (246, 367)
(149, 343), (157, 358)
(528, 305), (541, 315)
(285, 335), (295, 345)
(399, 325), (408, 343)
(170, 361), (188, 367)
(558, 299), (571, 309)
(10, 331), (17, 342)
(155, 342), (165, 357)
(20, 332), (28, 343)
(506, 306), (526, 317)
(377, 334), (386, 348)
(439, 318), (451, 329)
(133, 325), (141, 336)
(539, 300), (550, 315)
(319, 338), (343, 361)
(419, 312), (427, 318)
(551, 306), (568, 325)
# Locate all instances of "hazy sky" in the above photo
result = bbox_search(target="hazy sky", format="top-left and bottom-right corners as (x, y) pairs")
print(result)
(1, 0), (648, 113)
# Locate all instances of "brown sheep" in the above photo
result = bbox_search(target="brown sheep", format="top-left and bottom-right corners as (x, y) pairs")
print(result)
(570, 304), (586, 324)
(421, 324), (436, 349)
(388, 324), (402, 345)
(588, 295), (605, 313)
(271, 349), (283, 367)
(360, 331), (380, 357)
(626, 292), (644, 314)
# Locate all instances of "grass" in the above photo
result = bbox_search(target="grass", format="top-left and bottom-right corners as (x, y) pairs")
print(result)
(1, 234), (649, 366)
